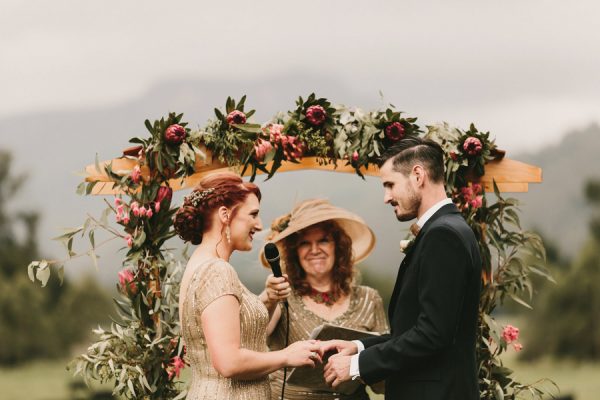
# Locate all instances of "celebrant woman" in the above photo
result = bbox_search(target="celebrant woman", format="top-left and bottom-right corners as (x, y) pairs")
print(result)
(175, 173), (323, 400)
(259, 199), (389, 400)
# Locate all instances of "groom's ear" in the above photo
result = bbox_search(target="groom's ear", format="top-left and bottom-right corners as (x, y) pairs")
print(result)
(412, 164), (426, 187)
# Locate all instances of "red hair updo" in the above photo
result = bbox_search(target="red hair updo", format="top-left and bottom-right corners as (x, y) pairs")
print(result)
(173, 172), (261, 245)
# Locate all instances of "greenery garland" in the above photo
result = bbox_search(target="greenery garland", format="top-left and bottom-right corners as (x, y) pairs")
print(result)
(27, 94), (554, 399)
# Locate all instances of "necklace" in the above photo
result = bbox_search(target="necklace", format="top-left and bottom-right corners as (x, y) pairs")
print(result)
(308, 287), (338, 307)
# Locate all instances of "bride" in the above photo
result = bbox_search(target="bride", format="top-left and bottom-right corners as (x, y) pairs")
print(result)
(174, 172), (322, 400)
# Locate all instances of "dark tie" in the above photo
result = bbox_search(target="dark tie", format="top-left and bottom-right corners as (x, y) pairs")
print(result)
(410, 223), (421, 236)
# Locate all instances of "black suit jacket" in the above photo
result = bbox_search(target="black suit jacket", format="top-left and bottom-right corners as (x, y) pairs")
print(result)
(359, 203), (481, 400)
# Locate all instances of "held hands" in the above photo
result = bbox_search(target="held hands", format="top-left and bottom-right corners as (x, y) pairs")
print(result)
(319, 340), (356, 389)
(284, 339), (323, 368)
(265, 274), (291, 303)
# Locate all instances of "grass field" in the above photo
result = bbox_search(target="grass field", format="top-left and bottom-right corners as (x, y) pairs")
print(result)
(2, 356), (599, 400)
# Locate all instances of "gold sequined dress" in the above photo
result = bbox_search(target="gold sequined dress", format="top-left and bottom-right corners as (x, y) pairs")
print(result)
(179, 258), (271, 400)
(268, 286), (390, 400)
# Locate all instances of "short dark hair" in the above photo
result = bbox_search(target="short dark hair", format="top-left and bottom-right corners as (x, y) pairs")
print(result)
(377, 137), (445, 183)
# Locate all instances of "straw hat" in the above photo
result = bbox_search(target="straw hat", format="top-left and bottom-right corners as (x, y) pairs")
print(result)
(260, 199), (376, 267)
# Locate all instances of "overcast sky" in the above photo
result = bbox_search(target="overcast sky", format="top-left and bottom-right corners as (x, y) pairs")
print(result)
(3, 0), (600, 152)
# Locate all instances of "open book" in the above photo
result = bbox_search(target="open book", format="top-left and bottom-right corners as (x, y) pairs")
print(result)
(285, 323), (380, 395)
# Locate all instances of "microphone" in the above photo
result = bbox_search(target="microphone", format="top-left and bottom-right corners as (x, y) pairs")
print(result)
(264, 243), (282, 277)
(264, 243), (288, 308)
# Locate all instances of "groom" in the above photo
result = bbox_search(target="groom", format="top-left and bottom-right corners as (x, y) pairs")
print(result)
(322, 137), (482, 399)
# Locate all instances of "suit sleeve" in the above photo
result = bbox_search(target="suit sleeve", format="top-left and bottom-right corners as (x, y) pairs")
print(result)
(358, 226), (470, 384)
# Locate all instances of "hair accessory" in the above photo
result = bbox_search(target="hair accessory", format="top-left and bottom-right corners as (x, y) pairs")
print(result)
(186, 188), (215, 207)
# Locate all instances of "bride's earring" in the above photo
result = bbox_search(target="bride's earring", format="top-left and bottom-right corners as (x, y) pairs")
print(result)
(225, 225), (231, 244)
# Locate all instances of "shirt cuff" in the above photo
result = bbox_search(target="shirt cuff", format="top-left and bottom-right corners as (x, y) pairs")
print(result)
(349, 340), (365, 378)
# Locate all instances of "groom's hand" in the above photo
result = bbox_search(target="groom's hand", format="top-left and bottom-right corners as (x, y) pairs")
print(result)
(319, 339), (357, 356)
(323, 353), (352, 388)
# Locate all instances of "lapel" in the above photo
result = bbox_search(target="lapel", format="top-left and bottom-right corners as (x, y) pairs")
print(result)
(388, 203), (460, 322)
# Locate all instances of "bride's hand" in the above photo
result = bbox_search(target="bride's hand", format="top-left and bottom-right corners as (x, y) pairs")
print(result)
(265, 274), (291, 303)
(284, 340), (323, 368)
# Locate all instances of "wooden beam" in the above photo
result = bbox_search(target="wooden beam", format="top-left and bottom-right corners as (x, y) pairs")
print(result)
(85, 154), (542, 195)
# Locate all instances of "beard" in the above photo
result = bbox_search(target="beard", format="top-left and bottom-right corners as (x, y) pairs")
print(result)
(391, 186), (420, 222)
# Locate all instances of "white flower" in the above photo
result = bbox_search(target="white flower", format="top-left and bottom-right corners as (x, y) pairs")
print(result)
(400, 239), (413, 253)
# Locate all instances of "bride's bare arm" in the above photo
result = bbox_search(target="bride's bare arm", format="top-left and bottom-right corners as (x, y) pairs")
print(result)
(202, 294), (320, 380)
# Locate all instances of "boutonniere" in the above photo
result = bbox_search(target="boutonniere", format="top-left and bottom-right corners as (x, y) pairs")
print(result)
(399, 237), (415, 254)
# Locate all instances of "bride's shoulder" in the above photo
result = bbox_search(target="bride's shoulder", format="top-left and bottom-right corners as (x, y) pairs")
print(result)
(187, 258), (238, 281)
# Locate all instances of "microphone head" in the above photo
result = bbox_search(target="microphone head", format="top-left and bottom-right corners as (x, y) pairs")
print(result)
(264, 243), (280, 262)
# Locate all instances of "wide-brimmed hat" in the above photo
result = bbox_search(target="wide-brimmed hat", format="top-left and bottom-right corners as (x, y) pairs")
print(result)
(260, 199), (376, 267)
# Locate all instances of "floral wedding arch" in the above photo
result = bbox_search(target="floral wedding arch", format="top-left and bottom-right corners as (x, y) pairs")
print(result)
(28, 95), (553, 399)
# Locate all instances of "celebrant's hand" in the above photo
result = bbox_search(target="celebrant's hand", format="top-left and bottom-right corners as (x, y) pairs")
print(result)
(319, 339), (358, 356)
(264, 273), (291, 303)
(324, 353), (352, 388)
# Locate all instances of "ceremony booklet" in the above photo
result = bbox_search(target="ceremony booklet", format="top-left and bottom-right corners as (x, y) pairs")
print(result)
(285, 323), (380, 395)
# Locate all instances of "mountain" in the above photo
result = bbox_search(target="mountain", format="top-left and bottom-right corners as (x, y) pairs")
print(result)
(514, 123), (600, 260)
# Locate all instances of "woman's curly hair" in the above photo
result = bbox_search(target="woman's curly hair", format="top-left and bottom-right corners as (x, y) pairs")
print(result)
(282, 220), (354, 299)
(173, 172), (261, 245)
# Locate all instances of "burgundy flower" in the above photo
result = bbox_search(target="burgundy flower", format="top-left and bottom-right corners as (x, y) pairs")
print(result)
(305, 105), (327, 127)
(164, 124), (186, 144)
(226, 110), (247, 125)
(385, 122), (405, 141)
(449, 151), (458, 161)
(463, 136), (483, 156)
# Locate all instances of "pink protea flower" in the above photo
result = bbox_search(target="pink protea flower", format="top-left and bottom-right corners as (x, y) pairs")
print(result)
(254, 138), (273, 161)
(131, 165), (142, 184)
(114, 197), (122, 207)
(352, 151), (359, 162)
(164, 124), (186, 144)
(167, 356), (186, 379)
(146, 208), (153, 218)
(138, 206), (147, 217)
(125, 234), (133, 248)
(118, 269), (136, 293)
(122, 214), (130, 225)
(463, 136), (483, 156)
(226, 110), (247, 125)
(281, 136), (304, 160)
(472, 183), (483, 195)
(502, 324), (520, 344)
(385, 122), (405, 141)
(305, 105), (327, 127)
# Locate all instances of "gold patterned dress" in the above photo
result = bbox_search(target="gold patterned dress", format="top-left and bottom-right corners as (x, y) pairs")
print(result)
(179, 258), (271, 400)
(268, 286), (390, 400)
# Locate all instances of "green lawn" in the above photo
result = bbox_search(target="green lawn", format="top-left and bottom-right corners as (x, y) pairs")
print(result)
(0, 359), (113, 400)
(2, 356), (599, 400)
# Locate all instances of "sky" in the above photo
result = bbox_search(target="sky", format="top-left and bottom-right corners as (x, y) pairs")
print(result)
(2, 0), (600, 287)
(3, 0), (600, 151)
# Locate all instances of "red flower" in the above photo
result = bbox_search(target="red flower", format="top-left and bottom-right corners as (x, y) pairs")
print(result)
(463, 137), (483, 156)
(226, 110), (247, 125)
(352, 151), (359, 162)
(449, 151), (458, 161)
(164, 124), (186, 145)
(305, 105), (327, 127)
(385, 122), (405, 141)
